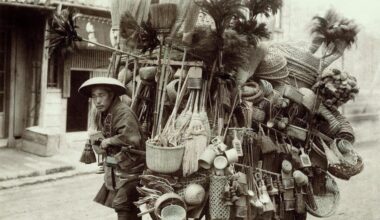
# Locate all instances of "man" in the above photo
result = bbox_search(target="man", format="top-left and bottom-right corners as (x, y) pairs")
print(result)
(78, 77), (144, 220)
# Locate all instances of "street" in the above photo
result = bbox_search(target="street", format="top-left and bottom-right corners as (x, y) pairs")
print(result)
(0, 174), (115, 220)
(0, 141), (379, 220)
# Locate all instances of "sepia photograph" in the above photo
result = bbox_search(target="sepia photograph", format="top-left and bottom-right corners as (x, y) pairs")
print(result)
(0, 0), (378, 219)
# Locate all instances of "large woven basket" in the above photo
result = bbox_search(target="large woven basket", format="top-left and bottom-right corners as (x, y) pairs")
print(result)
(274, 43), (320, 89)
(176, 172), (210, 198)
(209, 175), (230, 220)
(146, 140), (185, 174)
(255, 46), (289, 82)
(306, 170), (340, 218)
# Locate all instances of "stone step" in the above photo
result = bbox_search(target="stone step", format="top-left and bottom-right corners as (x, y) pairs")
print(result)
(21, 126), (60, 157)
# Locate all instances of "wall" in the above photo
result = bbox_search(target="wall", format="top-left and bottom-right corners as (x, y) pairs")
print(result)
(43, 88), (67, 134)
(0, 6), (47, 147)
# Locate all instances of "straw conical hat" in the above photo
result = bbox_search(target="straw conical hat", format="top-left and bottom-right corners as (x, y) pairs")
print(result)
(78, 77), (126, 97)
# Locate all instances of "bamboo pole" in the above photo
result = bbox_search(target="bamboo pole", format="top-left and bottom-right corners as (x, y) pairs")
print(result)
(81, 38), (141, 58)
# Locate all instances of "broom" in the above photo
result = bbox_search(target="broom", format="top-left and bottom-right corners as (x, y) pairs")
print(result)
(173, 91), (194, 142)
(79, 140), (97, 164)
(182, 90), (204, 177)
(200, 79), (211, 142)
(150, 3), (178, 137)
(160, 63), (190, 146)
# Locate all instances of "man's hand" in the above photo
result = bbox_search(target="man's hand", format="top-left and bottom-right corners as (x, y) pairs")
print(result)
(100, 138), (111, 150)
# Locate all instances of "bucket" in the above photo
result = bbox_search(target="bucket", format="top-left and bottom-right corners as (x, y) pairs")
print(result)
(161, 205), (186, 220)
(224, 148), (239, 164)
(146, 140), (185, 173)
(199, 146), (218, 169)
(213, 156), (228, 170)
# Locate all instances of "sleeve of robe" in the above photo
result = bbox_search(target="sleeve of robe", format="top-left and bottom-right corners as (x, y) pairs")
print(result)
(107, 107), (143, 150)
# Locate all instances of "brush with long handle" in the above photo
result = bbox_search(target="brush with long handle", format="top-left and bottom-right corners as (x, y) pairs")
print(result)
(200, 79), (211, 142)
(150, 3), (178, 137)
(182, 90), (202, 176)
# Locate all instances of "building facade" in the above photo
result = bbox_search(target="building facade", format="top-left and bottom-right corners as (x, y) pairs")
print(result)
(0, 0), (113, 155)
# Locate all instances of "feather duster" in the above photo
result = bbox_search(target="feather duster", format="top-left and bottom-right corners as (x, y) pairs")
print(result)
(119, 11), (160, 53)
(196, 0), (245, 37)
(47, 9), (81, 56)
(47, 9), (141, 57)
(184, 27), (250, 73)
(233, 19), (270, 47)
(311, 9), (359, 56)
(245, 0), (283, 18)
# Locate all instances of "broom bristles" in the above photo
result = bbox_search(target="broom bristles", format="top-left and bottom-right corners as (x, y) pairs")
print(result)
(149, 3), (178, 32)
(182, 136), (197, 177)
(79, 144), (97, 164)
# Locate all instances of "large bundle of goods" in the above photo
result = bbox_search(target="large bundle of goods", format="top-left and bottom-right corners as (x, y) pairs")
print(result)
(49, 1), (364, 219)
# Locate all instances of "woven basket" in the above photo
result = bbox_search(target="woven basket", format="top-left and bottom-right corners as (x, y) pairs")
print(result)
(146, 140), (185, 174)
(251, 106), (266, 123)
(177, 173), (209, 198)
(306, 171), (340, 218)
(327, 139), (364, 180)
(209, 175), (230, 220)
(274, 43), (320, 89)
(255, 46), (290, 85)
(318, 105), (341, 136)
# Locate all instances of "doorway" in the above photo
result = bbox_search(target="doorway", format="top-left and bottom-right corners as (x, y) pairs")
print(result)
(0, 29), (10, 138)
(66, 71), (90, 132)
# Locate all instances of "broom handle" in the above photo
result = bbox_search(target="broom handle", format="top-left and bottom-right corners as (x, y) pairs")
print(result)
(157, 42), (173, 135)
(174, 48), (187, 115)
(166, 71), (190, 131)
(194, 90), (199, 113)
(201, 79), (208, 112)
(132, 58), (138, 101)
(152, 37), (165, 138)
(223, 93), (239, 140)
(81, 38), (141, 58)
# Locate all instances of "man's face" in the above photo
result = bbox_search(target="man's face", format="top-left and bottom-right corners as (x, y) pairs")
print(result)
(91, 86), (114, 112)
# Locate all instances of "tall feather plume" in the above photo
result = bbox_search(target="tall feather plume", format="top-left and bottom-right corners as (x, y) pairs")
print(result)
(47, 9), (81, 56)
(245, 0), (283, 18)
(311, 8), (359, 55)
(233, 19), (270, 47)
(119, 11), (160, 53)
(196, 0), (246, 37)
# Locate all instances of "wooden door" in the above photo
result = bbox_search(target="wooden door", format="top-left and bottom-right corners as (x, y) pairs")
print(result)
(0, 29), (10, 138)
(66, 71), (90, 132)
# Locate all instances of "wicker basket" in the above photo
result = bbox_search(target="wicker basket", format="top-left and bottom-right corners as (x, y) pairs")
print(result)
(146, 140), (185, 174)
(209, 175), (230, 220)
(255, 46), (289, 81)
(306, 171), (340, 218)
(274, 43), (320, 89)
(177, 173), (209, 198)
(252, 106), (266, 123)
